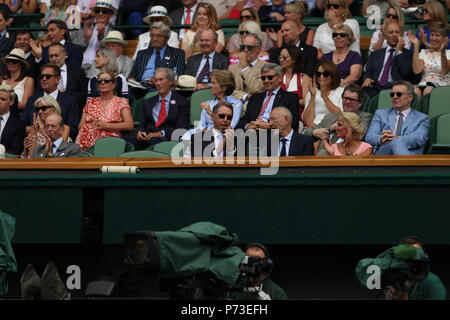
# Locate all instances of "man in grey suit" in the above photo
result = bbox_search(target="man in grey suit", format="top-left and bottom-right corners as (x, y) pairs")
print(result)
(184, 29), (229, 90)
(365, 80), (430, 155)
(24, 114), (82, 158)
(304, 84), (373, 156)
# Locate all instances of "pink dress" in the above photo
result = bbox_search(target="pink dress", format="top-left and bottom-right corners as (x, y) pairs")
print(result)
(332, 142), (373, 156)
(75, 96), (130, 150)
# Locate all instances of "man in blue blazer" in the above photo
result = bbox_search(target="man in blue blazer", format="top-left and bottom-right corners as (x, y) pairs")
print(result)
(129, 22), (185, 88)
(21, 64), (81, 141)
(365, 81), (430, 155)
(362, 23), (421, 98)
(134, 68), (190, 149)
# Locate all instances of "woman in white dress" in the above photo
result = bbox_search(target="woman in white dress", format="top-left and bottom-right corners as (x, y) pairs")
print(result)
(1, 48), (35, 111)
(312, 0), (360, 59)
(303, 60), (344, 127)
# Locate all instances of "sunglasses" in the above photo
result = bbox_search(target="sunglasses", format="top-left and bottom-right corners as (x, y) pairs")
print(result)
(343, 96), (359, 102)
(327, 4), (340, 9)
(6, 59), (20, 64)
(94, 8), (112, 14)
(260, 75), (276, 80)
(279, 54), (290, 60)
(332, 32), (348, 38)
(240, 15), (253, 20)
(240, 44), (256, 51)
(97, 78), (114, 84)
(35, 106), (53, 112)
(390, 91), (408, 98)
(316, 71), (331, 78)
(40, 74), (57, 80)
(217, 114), (232, 120)
(239, 30), (250, 35)
(386, 13), (399, 19)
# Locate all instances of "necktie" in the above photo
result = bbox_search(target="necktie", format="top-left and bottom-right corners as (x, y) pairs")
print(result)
(58, 73), (64, 91)
(185, 8), (191, 33)
(155, 50), (161, 68)
(155, 98), (167, 128)
(379, 48), (395, 86)
(257, 92), (273, 120)
(197, 55), (210, 83)
(395, 112), (404, 136)
(280, 138), (287, 157)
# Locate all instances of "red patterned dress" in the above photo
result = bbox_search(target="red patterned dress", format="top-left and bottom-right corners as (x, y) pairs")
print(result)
(75, 96), (131, 150)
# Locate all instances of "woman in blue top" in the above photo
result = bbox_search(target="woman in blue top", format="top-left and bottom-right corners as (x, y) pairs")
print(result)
(415, 0), (450, 50)
(196, 70), (243, 131)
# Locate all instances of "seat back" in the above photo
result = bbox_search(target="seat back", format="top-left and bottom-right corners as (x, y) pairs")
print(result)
(93, 137), (126, 157)
(151, 141), (184, 157)
(190, 89), (214, 127)
(118, 150), (170, 158)
(428, 87), (450, 119)
(132, 91), (159, 127)
(436, 113), (450, 144)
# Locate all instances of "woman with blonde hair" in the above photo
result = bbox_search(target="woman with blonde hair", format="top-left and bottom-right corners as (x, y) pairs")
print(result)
(322, 112), (373, 156)
(415, 0), (450, 50)
(181, 2), (225, 61)
(24, 95), (71, 152)
(369, 4), (411, 53)
(267, 1), (315, 48)
(313, 0), (360, 59)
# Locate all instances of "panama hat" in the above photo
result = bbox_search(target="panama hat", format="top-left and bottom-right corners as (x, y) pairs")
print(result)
(90, 0), (118, 14)
(100, 30), (128, 46)
(176, 75), (197, 91)
(2, 48), (29, 69)
(143, 6), (173, 26)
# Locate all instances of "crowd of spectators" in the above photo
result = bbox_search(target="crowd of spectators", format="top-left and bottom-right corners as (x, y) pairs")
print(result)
(0, 0), (448, 158)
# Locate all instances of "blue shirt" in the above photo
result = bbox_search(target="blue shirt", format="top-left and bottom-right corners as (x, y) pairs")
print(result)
(141, 45), (168, 81)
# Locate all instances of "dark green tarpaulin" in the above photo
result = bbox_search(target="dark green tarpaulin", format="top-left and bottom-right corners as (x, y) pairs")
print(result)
(0, 210), (17, 295)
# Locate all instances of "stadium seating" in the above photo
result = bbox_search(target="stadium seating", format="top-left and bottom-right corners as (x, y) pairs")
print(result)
(149, 141), (184, 157)
(189, 88), (214, 128)
(427, 113), (450, 154)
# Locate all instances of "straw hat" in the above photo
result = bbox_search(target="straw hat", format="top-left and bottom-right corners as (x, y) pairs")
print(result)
(176, 75), (197, 91)
(90, 0), (118, 14)
(1, 48), (29, 69)
(143, 6), (173, 26)
(100, 30), (128, 46)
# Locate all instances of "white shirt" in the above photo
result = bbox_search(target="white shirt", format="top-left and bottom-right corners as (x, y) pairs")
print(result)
(45, 89), (59, 100)
(0, 111), (10, 139)
(313, 19), (360, 55)
(60, 64), (68, 90)
(303, 86), (344, 125)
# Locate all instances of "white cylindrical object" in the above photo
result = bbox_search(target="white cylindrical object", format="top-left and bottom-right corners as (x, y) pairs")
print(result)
(100, 166), (140, 174)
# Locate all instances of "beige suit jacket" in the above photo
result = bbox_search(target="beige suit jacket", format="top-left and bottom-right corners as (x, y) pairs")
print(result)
(229, 59), (266, 101)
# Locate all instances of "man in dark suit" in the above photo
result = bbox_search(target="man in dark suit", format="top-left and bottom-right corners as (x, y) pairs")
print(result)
(129, 22), (186, 90)
(21, 64), (80, 141)
(169, 0), (198, 40)
(0, 7), (14, 66)
(268, 106), (314, 156)
(362, 22), (421, 98)
(268, 20), (317, 78)
(184, 29), (229, 90)
(239, 62), (300, 132)
(14, 31), (39, 82)
(190, 101), (239, 158)
(29, 20), (83, 69)
(258, 0), (286, 25)
(0, 84), (26, 155)
(46, 43), (88, 113)
(23, 114), (82, 158)
(134, 67), (190, 149)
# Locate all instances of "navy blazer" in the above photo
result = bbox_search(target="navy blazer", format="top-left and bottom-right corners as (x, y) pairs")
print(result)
(42, 42), (83, 68)
(21, 91), (81, 141)
(239, 89), (300, 132)
(363, 48), (420, 84)
(184, 52), (229, 78)
(0, 115), (26, 155)
(365, 107), (430, 154)
(138, 90), (190, 140)
(129, 46), (186, 81)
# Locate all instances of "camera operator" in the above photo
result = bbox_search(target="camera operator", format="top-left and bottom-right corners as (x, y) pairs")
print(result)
(232, 243), (287, 300)
(356, 238), (446, 300)
(385, 236), (446, 300)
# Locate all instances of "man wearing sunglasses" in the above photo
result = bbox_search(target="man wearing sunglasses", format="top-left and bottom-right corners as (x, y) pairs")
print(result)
(228, 33), (265, 103)
(190, 101), (237, 157)
(304, 83), (373, 155)
(239, 63), (300, 132)
(362, 22), (420, 98)
(365, 80), (429, 155)
(21, 64), (80, 141)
